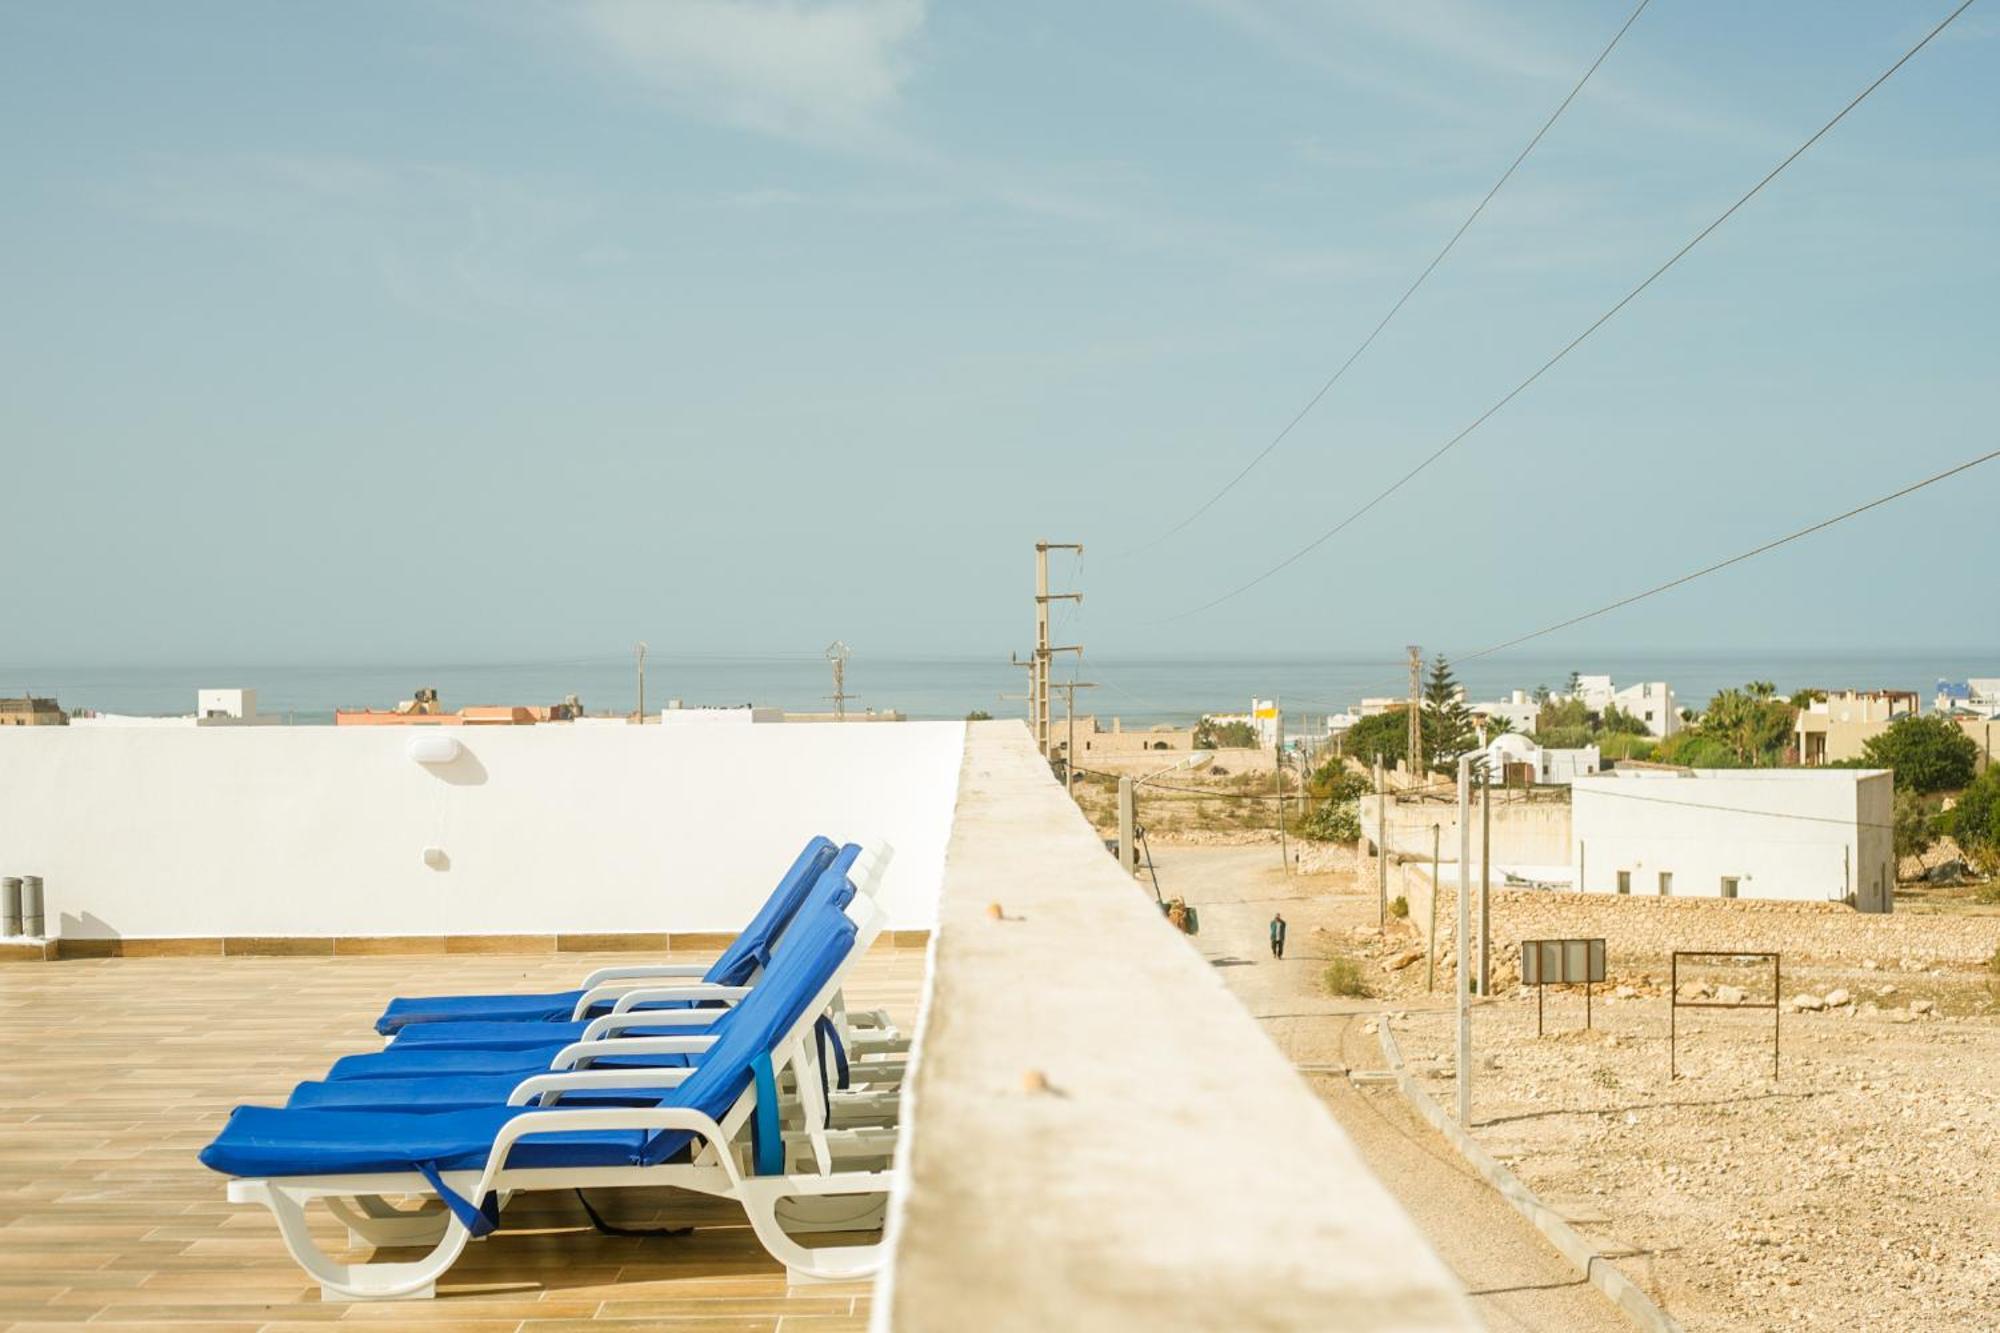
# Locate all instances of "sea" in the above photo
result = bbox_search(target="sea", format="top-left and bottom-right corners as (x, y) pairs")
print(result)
(7, 651), (1994, 727)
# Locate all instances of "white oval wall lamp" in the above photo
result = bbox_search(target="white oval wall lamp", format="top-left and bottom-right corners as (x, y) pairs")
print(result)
(406, 734), (463, 765)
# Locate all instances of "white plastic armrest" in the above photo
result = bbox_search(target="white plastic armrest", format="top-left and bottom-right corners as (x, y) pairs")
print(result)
(482, 1107), (739, 1195)
(578, 962), (713, 989)
(580, 1008), (722, 1042)
(552, 1033), (719, 1069)
(509, 1067), (695, 1106)
(608, 984), (751, 1015)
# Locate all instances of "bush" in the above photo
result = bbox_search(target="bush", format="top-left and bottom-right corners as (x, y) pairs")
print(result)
(1195, 718), (1259, 749)
(1310, 762), (1371, 804)
(1862, 715), (1979, 794)
(1389, 895), (1409, 919)
(1596, 732), (1656, 762)
(1300, 799), (1361, 843)
(1892, 789), (1938, 863)
(1322, 956), (1370, 997)
(1949, 766), (2000, 869)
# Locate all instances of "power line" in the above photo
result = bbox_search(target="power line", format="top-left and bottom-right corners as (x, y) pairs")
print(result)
(1457, 445), (2000, 662)
(1129, 0), (1653, 554)
(1162, 0), (1978, 621)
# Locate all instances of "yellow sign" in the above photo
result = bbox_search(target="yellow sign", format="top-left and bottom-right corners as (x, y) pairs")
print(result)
(1253, 705), (1278, 720)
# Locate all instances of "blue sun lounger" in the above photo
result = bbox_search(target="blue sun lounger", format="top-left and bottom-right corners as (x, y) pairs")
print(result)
(284, 850), (905, 1116)
(373, 836), (840, 1035)
(201, 887), (898, 1299)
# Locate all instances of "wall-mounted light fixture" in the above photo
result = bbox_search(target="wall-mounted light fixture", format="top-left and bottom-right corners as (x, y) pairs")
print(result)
(406, 735), (463, 765)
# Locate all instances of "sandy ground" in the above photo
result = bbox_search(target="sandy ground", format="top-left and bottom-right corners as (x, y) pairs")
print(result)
(1148, 843), (1633, 1333)
(1150, 841), (2000, 1331)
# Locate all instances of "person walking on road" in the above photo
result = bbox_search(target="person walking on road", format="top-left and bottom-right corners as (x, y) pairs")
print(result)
(1268, 911), (1287, 960)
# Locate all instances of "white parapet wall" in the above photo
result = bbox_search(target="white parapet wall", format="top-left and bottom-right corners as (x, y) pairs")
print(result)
(0, 723), (964, 939)
(878, 722), (1477, 1330)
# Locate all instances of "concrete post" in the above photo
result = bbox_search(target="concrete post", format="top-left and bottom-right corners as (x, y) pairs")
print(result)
(1456, 754), (1472, 1129)
(1117, 777), (1136, 875)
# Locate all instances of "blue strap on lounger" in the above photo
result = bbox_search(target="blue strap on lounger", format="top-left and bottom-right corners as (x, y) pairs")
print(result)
(811, 1014), (850, 1121)
(749, 1051), (783, 1177)
(415, 1161), (502, 1238)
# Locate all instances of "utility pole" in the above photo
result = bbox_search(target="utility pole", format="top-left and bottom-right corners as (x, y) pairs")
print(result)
(1050, 677), (1097, 797)
(1274, 696), (1288, 872)
(1479, 766), (1493, 998)
(634, 641), (648, 724)
(1117, 776), (1136, 875)
(1407, 645), (1424, 782)
(1428, 824), (1441, 993)
(1033, 541), (1084, 761)
(824, 640), (853, 720)
(1456, 752), (1473, 1128)
(1374, 755), (1387, 928)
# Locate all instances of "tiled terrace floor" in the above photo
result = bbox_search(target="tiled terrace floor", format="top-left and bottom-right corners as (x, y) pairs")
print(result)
(0, 948), (924, 1331)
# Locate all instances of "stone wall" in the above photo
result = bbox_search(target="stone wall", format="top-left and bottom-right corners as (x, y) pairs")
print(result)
(1396, 860), (2000, 971)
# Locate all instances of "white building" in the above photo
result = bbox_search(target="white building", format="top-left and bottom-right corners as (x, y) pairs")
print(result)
(1571, 769), (1893, 912)
(1572, 674), (1680, 738)
(1477, 733), (1600, 786)
(1935, 678), (2000, 718)
(70, 688), (276, 728)
(659, 703), (784, 725)
(1205, 698), (1281, 749)
(1469, 689), (1538, 735)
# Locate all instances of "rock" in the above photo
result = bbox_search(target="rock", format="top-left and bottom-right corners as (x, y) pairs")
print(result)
(1887, 1007), (1916, 1024)
(1615, 985), (1638, 1000)
(1791, 993), (1825, 1012)
(1384, 948), (1424, 972)
(1715, 985), (1747, 1006)
(1877, 984), (1898, 997)
(1678, 980), (1714, 1001)
(1924, 859), (1965, 885)
(1911, 999), (1936, 1016)
(1824, 988), (1852, 1008)
(1862, 958), (1879, 970)
(1858, 1001), (1879, 1017)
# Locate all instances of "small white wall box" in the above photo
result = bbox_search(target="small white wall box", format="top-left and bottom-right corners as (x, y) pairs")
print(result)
(406, 735), (464, 765)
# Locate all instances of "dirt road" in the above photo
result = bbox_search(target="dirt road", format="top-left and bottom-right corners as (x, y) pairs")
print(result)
(1149, 842), (1634, 1333)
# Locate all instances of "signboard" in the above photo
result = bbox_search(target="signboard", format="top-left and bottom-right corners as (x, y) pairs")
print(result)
(1520, 937), (1606, 986)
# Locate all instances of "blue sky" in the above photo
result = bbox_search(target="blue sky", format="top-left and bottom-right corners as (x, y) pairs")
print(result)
(3, 1), (1995, 667)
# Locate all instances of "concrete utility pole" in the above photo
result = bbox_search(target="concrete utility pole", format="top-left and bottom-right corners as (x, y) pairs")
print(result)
(1374, 756), (1387, 928)
(1407, 645), (1424, 780)
(1428, 823), (1441, 993)
(824, 640), (852, 720)
(1033, 541), (1084, 761)
(634, 641), (648, 724)
(1480, 767), (1493, 998)
(1456, 753), (1473, 1128)
(1116, 776), (1137, 875)
(1050, 677), (1097, 797)
(1274, 696), (1288, 872)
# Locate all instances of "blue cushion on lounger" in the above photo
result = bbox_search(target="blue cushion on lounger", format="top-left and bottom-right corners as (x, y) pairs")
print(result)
(373, 836), (840, 1035)
(287, 1073), (686, 1113)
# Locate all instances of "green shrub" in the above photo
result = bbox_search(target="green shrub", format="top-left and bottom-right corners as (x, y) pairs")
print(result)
(1862, 715), (1979, 794)
(1300, 799), (1362, 843)
(1322, 957), (1370, 997)
(1389, 895), (1409, 918)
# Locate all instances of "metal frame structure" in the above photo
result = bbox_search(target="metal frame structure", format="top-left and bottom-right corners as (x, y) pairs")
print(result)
(1519, 937), (1606, 1036)
(1669, 950), (1780, 1081)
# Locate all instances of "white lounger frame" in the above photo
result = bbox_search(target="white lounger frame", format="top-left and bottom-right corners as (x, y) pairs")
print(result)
(226, 870), (902, 1301)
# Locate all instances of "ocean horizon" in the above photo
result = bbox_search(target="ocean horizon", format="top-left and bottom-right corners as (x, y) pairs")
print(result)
(6, 649), (1995, 727)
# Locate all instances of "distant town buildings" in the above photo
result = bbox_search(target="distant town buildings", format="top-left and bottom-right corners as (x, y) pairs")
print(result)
(70, 688), (276, 728)
(1571, 674), (1680, 738)
(1478, 733), (1601, 786)
(1935, 678), (2000, 719)
(335, 688), (589, 726)
(0, 696), (66, 726)
(1794, 689), (1920, 765)
(1572, 768), (1892, 912)
(1469, 689), (1539, 736)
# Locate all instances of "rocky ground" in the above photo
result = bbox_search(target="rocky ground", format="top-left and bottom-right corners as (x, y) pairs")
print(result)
(1386, 963), (2000, 1330)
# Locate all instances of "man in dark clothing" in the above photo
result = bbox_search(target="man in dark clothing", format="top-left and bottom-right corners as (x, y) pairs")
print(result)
(1269, 912), (1287, 959)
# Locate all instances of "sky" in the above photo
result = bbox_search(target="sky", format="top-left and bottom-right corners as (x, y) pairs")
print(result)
(3, 0), (1996, 669)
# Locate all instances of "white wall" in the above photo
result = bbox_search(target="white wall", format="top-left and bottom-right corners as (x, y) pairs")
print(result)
(0, 723), (965, 939)
(1572, 770), (1892, 912)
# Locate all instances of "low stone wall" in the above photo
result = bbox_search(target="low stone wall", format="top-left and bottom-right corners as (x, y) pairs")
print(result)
(1397, 861), (2000, 970)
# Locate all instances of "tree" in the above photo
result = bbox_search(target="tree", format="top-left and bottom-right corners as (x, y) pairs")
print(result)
(1860, 715), (1979, 794)
(1948, 765), (2000, 870)
(1421, 655), (1476, 772)
(1693, 685), (1796, 766)
(1339, 708), (1407, 770)
(1194, 717), (1259, 750)
(1892, 789), (1937, 863)
(1565, 671), (1582, 696)
(1534, 696), (1590, 736)
(1532, 684), (1552, 707)
(965, 709), (992, 722)
(1599, 702), (1651, 736)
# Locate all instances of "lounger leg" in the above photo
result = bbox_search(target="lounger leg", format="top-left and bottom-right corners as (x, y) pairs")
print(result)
(239, 1182), (471, 1301)
(735, 1176), (890, 1285)
(324, 1195), (451, 1250)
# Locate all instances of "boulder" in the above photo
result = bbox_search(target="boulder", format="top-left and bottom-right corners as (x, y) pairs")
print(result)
(1911, 999), (1936, 1016)
(1824, 988), (1852, 1009)
(1677, 980), (1714, 1002)
(1715, 985), (1747, 1006)
(1791, 993), (1825, 1012)
(1383, 948), (1425, 972)
(1614, 985), (1639, 1000)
